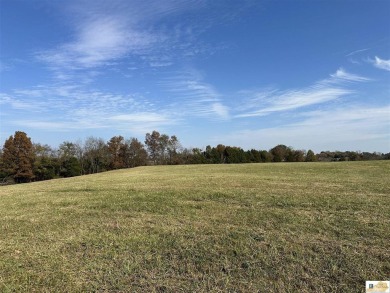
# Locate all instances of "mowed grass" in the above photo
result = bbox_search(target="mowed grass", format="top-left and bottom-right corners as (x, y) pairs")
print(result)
(0, 162), (389, 292)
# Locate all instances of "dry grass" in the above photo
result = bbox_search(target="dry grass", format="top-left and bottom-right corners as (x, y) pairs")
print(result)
(0, 161), (389, 292)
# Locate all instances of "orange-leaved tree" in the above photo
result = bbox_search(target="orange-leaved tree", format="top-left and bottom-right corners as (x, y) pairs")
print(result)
(2, 131), (35, 183)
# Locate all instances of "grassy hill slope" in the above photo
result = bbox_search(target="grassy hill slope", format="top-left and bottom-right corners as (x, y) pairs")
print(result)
(0, 162), (389, 292)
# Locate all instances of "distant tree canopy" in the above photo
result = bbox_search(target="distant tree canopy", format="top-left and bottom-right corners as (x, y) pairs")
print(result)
(0, 130), (388, 184)
(124, 138), (148, 168)
(107, 136), (126, 170)
(306, 150), (317, 162)
(32, 143), (56, 181)
(145, 131), (181, 165)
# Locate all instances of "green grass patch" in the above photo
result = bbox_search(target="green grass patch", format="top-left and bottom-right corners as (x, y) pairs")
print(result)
(0, 161), (389, 292)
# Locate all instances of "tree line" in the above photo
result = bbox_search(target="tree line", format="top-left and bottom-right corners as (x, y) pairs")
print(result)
(1, 130), (389, 184)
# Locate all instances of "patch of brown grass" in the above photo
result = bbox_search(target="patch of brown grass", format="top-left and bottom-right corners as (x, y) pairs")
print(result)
(0, 161), (389, 292)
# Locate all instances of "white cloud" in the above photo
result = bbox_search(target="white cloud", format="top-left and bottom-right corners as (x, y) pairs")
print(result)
(330, 68), (371, 82)
(149, 62), (173, 68)
(220, 105), (390, 152)
(0, 61), (12, 72)
(236, 86), (351, 118)
(211, 103), (230, 119)
(13, 111), (177, 135)
(110, 112), (173, 124)
(0, 93), (46, 111)
(1, 84), (177, 134)
(12, 120), (101, 131)
(34, 0), (215, 76)
(159, 70), (230, 119)
(36, 17), (157, 70)
(236, 68), (370, 118)
(373, 56), (390, 71)
(109, 112), (178, 134)
(0, 93), (11, 104)
(345, 48), (369, 57)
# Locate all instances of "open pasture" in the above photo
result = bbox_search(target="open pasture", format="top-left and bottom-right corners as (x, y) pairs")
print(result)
(0, 161), (389, 292)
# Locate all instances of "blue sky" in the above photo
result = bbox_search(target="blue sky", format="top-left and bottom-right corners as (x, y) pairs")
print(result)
(1, 0), (389, 152)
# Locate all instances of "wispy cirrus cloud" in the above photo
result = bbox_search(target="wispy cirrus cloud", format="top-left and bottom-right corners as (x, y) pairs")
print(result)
(0, 93), (47, 111)
(210, 103), (230, 119)
(373, 56), (390, 71)
(0, 61), (12, 72)
(220, 105), (390, 152)
(36, 17), (158, 70)
(159, 70), (230, 120)
(35, 0), (216, 76)
(345, 48), (369, 57)
(109, 112), (177, 134)
(14, 111), (177, 135)
(236, 87), (352, 118)
(329, 68), (371, 82)
(236, 68), (370, 118)
(12, 120), (101, 131)
(1, 85), (177, 133)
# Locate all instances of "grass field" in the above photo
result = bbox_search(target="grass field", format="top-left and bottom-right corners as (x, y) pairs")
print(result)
(0, 161), (389, 292)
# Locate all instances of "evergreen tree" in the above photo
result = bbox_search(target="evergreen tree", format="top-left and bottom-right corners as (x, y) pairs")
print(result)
(33, 143), (56, 181)
(60, 157), (82, 177)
